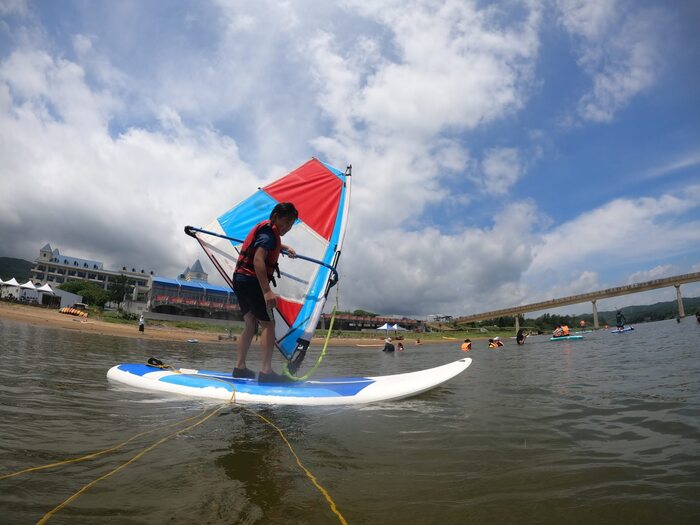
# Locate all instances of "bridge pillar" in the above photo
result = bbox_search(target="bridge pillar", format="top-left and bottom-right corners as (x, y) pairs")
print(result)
(592, 300), (599, 329)
(675, 285), (685, 318)
(515, 315), (520, 333)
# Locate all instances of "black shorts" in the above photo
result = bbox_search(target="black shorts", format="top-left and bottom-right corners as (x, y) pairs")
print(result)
(233, 278), (273, 322)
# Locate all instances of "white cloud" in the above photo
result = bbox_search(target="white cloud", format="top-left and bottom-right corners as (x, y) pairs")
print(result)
(480, 147), (523, 195)
(318, 0), (542, 137)
(626, 264), (675, 284)
(642, 151), (700, 180)
(556, 0), (664, 122)
(529, 186), (700, 278)
(556, 0), (615, 40)
(0, 45), (257, 276)
(339, 200), (543, 316)
(0, 0), (28, 16)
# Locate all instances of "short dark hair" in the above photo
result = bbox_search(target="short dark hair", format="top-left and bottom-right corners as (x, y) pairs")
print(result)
(270, 202), (298, 221)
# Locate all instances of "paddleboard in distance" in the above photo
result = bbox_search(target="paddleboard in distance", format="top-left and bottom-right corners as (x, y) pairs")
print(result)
(549, 335), (584, 341)
(610, 327), (634, 333)
(107, 358), (472, 406)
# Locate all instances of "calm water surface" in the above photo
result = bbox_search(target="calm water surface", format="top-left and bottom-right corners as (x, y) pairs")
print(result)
(1, 318), (699, 524)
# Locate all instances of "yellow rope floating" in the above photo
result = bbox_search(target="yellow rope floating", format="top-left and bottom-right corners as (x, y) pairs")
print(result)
(7, 357), (345, 524)
(0, 409), (210, 481)
(36, 405), (227, 525)
(254, 411), (348, 525)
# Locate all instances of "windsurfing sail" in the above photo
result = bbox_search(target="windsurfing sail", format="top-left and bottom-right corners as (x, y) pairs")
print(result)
(185, 158), (351, 373)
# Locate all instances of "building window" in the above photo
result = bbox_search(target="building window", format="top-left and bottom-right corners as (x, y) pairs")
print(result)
(78, 272), (86, 278)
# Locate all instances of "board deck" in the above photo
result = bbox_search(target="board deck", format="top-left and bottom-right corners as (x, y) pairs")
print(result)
(107, 358), (472, 406)
(610, 327), (635, 333)
(549, 335), (584, 341)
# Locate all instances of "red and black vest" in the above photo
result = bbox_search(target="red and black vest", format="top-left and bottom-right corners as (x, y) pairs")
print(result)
(234, 220), (282, 284)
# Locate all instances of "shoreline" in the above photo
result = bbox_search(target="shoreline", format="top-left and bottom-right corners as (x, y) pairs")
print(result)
(0, 302), (462, 347)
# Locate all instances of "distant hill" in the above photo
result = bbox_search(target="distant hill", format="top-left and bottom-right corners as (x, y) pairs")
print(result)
(0, 257), (34, 281)
(471, 295), (700, 329)
(566, 297), (700, 325)
(597, 297), (700, 323)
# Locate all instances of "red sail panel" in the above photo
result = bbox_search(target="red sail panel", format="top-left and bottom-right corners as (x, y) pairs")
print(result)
(276, 297), (303, 327)
(264, 158), (342, 241)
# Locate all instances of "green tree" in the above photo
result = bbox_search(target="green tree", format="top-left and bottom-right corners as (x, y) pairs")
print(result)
(352, 309), (378, 317)
(109, 275), (131, 309)
(58, 281), (109, 307)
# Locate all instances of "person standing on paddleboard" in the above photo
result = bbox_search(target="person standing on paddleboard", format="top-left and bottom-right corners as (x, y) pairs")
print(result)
(232, 202), (297, 383)
(616, 310), (626, 330)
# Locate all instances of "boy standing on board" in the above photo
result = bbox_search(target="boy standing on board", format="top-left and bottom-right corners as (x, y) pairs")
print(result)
(232, 202), (297, 382)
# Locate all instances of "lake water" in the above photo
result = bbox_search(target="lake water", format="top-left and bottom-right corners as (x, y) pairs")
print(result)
(1, 317), (699, 524)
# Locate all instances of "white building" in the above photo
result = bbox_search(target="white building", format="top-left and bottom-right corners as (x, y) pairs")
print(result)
(30, 243), (153, 300)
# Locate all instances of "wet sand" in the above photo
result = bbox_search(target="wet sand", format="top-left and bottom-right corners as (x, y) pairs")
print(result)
(0, 302), (445, 347)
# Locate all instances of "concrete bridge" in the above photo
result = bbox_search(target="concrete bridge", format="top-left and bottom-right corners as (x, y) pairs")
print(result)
(454, 271), (700, 331)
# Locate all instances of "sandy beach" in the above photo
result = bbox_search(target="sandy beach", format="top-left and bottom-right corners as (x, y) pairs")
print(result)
(0, 302), (445, 347)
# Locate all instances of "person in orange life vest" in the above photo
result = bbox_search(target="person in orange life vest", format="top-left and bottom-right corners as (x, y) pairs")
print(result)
(232, 202), (298, 383)
(461, 339), (472, 351)
(488, 337), (504, 348)
(561, 325), (570, 336)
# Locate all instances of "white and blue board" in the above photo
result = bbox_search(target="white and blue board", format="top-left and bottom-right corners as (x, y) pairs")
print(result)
(549, 335), (584, 341)
(107, 358), (471, 406)
(610, 326), (634, 333)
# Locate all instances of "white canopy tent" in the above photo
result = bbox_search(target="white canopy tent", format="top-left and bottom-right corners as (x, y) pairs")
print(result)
(1, 277), (20, 298)
(37, 283), (55, 294)
(391, 323), (408, 331)
(36, 282), (58, 306)
(20, 280), (39, 302)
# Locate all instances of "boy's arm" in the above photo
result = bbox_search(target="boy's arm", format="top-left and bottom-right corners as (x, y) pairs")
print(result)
(253, 247), (276, 307)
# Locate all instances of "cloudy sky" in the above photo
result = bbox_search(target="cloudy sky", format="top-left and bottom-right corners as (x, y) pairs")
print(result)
(1, 0), (699, 318)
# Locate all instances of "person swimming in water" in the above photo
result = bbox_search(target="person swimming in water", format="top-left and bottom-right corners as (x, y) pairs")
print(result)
(488, 337), (504, 348)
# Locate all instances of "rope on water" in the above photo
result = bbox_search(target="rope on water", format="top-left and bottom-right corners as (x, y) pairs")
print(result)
(7, 358), (346, 524)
